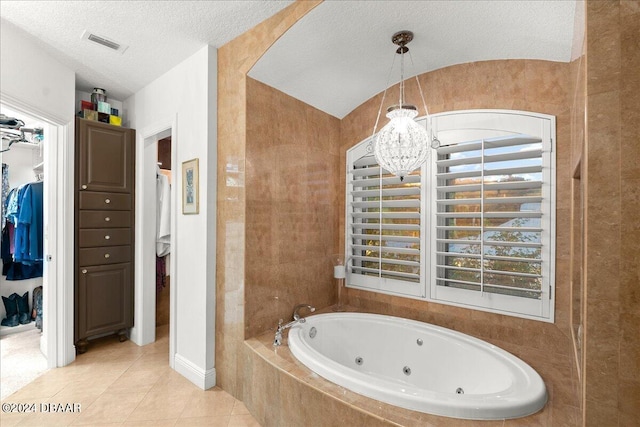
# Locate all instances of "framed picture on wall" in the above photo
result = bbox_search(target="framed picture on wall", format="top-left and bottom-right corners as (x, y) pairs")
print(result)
(182, 158), (199, 214)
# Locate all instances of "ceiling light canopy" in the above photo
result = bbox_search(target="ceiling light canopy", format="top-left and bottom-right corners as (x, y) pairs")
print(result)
(371, 31), (433, 181)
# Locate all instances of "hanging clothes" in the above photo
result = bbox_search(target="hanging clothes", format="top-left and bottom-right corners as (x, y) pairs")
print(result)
(156, 167), (171, 257)
(14, 181), (43, 263)
(1, 163), (9, 221)
(2, 181), (43, 280)
(156, 255), (166, 293)
(156, 166), (170, 293)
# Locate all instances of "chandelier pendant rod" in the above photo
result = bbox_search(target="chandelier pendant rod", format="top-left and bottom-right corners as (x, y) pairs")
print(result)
(370, 53), (397, 147)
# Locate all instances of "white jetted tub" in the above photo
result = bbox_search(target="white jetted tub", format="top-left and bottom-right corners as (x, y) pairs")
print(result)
(287, 312), (547, 420)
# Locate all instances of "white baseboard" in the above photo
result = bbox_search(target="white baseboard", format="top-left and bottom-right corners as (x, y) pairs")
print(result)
(174, 353), (216, 390)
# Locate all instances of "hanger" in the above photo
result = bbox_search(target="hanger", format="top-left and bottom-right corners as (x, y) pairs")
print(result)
(1, 127), (43, 153)
(0, 114), (25, 129)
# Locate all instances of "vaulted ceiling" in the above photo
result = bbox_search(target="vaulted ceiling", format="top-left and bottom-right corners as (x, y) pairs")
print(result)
(1, 1), (576, 118)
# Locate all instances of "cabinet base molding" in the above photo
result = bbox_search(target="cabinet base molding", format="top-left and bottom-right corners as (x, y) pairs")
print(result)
(75, 329), (130, 354)
(76, 339), (88, 354)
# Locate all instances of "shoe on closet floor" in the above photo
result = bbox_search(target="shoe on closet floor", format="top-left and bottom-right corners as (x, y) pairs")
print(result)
(16, 291), (31, 324)
(33, 286), (42, 331)
(1, 293), (20, 327)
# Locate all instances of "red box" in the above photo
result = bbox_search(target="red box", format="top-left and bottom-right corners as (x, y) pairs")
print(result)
(81, 100), (94, 111)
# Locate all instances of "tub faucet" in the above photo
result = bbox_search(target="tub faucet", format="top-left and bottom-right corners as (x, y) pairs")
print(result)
(273, 318), (300, 346)
(273, 304), (316, 346)
(292, 304), (315, 321)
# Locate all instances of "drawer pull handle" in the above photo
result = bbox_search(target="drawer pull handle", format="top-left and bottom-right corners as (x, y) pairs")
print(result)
(105, 198), (111, 204)
(105, 217), (111, 222)
(104, 254), (110, 259)
(104, 235), (111, 240)
(82, 269), (87, 274)
(81, 185), (87, 190)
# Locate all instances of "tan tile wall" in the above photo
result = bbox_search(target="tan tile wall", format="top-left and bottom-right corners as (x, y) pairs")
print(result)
(569, 2), (587, 425)
(216, 0), (322, 398)
(618, 0), (640, 423)
(583, 1), (640, 425)
(339, 59), (581, 424)
(216, 1), (638, 424)
(245, 77), (341, 338)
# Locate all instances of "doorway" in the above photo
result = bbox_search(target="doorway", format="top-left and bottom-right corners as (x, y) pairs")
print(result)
(131, 120), (177, 369)
(0, 98), (71, 398)
(156, 135), (172, 331)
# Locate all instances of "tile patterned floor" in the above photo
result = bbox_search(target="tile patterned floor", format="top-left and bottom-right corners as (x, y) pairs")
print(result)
(0, 325), (260, 426)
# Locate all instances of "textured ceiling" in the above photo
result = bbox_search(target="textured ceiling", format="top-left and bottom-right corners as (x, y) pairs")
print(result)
(0, 1), (575, 118)
(249, 0), (577, 118)
(0, 1), (293, 101)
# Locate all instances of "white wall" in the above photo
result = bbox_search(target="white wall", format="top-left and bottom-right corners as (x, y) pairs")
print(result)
(0, 21), (75, 121)
(0, 19), (76, 367)
(125, 44), (217, 389)
(1, 143), (43, 188)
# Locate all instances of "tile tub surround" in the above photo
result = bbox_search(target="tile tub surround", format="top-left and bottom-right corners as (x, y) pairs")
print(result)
(243, 321), (557, 427)
(338, 59), (580, 424)
(245, 77), (341, 339)
(217, 1), (639, 424)
(241, 59), (580, 424)
(216, 0), (322, 398)
(581, 1), (640, 425)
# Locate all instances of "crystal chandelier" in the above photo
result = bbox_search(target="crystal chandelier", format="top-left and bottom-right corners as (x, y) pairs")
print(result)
(372, 31), (431, 181)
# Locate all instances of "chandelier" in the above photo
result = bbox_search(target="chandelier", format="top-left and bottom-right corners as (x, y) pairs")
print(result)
(372, 31), (432, 181)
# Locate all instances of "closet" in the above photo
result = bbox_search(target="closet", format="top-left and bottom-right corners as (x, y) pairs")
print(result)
(74, 117), (135, 354)
(1, 109), (45, 334)
(0, 107), (48, 399)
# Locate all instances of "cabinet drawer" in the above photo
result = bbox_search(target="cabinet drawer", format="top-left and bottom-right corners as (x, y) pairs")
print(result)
(79, 228), (131, 247)
(79, 211), (131, 228)
(79, 192), (131, 210)
(78, 245), (131, 266)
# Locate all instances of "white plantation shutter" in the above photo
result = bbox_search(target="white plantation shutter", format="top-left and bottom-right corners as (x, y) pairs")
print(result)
(346, 138), (426, 297)
(344, 110), (555, 322)
(435, 136), (544, 294)
(430, 111), (555, 320)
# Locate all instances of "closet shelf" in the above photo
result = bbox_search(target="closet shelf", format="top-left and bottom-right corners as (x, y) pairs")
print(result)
(11, 141), (41, 150)
(33, 161), (44, 173)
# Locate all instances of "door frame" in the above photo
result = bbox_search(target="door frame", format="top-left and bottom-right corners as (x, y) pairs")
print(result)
(131, 115), (177, 368)
(0, 92), (75, 368)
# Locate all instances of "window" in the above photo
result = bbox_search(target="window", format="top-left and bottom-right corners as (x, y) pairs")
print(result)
(345, 140), (426, 297)
(345, 110), (555, 322)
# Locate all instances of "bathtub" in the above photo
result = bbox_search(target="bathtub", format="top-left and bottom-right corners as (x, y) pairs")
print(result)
(287, 312), (547, 420)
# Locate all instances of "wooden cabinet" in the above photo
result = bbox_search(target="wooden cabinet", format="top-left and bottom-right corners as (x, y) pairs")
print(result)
(76, 120), (134, 193)
(77, 263), (132, 339)
(74, 118), (135, 354)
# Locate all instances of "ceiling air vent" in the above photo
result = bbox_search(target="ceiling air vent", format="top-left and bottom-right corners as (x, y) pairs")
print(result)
(81, 30), (128, 54)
